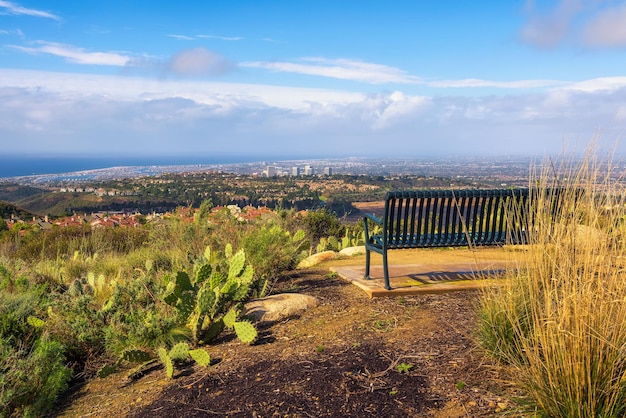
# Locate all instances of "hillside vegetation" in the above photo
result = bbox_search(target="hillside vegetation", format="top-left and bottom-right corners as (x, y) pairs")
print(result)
(3, 151), (626, 417)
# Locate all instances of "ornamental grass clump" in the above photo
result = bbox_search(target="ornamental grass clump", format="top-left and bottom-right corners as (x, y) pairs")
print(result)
(479, 148), (626, 417)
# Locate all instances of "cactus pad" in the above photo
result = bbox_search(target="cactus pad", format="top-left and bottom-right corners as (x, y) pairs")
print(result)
(162, 288), (179, 306)
(97, 364), (118, 378)
(157, 347), (174, 378)
(122, 349), (153, 363)
(169, 342), (190, 362)
(233, 320), (257, 344)
(220, 279), (238, 297)
(176, 291), (195, 321)
(209, 271), (224, 290)
(195, 263), (212, 285)
(189, 349), (211, 367)
(197, 285), (216, 315)
(292, 229), (306, 242)
(238, 265), (254, 285)
(228, 249), (246, 279)
(27, 316), (44, 328)
(200, 319), (225, 344)
(222, 307), (238, 328)
(232, 283), (250, 302)
(175, 271), (193, 291)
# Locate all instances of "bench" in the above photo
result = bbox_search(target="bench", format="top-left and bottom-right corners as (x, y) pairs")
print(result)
(363, 189), (530, 290)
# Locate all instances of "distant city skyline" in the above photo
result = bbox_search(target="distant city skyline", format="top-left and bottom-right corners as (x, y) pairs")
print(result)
(2, 1), (626, 158)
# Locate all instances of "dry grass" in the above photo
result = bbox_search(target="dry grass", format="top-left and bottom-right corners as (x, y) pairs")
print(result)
(479, 148), (626, 417)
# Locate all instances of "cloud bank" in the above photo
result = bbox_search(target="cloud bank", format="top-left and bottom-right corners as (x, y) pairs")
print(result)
(1, 69), (624, 158)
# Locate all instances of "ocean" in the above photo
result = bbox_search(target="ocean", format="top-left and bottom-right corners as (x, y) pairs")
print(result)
(0, 155), (259, 178)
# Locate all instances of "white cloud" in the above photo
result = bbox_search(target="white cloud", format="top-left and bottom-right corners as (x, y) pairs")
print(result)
(561, 77), (626, 92)
(167, 48), (233, 76)
(582, 4), (626, 47)
(168, 34), (195, 41)
(428, 78), (566, 89)
(1, 68), (625, 157)
(8, 41), (131, 66)
(0, 0), (59, 20)
(196, 34), (244, 41)
(241, 57), (422, 85)
(167, 34), (244, 41)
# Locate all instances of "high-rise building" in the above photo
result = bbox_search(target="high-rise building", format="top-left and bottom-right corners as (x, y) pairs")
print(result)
(324, 167), (332, 176)
(264, 166), (277, 177)
(291, 166), (300, 176)
(304, 165), (314, 176)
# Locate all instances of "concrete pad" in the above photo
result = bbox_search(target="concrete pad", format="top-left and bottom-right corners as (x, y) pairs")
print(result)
(331, 261), (512, 298)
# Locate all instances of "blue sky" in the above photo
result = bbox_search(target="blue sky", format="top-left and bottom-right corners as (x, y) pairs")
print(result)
(2, 1), (626, 160)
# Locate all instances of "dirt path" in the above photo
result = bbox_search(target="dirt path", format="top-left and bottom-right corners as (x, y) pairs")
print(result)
(54, 255), (519, 417)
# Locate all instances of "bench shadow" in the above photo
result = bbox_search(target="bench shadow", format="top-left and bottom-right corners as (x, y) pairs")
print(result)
(407, 268), (507, 284)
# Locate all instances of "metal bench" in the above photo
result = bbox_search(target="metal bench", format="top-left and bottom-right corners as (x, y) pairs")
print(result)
(363, 189), (530, 290)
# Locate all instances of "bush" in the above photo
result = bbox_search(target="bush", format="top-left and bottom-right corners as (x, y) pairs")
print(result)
(241, 224), (308, 293)
(297, 209), (345, 247)
(478, 149), (626, 417)
(0, 336), (72, 417)
(0, 286), (72, 417)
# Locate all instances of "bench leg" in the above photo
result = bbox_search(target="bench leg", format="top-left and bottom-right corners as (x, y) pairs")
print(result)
(382, 250), (391, 290)
(364, 248), (371, 279)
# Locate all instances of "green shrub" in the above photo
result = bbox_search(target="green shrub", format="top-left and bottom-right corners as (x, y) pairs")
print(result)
(241, 224), (307, 287)
(0, 335), (72, 417)
(298, 209), (345, 246)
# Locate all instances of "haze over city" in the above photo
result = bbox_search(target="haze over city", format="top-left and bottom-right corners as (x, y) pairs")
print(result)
(2, 0), (626, 160)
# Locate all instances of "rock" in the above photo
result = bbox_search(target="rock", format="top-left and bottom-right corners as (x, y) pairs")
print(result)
(245, 293), (319, 323)
(339, 246), (365, 257)
(296, 250), (337, 268)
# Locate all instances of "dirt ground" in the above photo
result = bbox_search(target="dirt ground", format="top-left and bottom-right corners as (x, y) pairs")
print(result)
(52, 248), (523, 418)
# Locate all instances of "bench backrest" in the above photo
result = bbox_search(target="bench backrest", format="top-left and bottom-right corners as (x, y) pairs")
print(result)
(382, 189), (530, 248)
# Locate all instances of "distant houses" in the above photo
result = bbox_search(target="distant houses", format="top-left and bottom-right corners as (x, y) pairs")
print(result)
(1, 204), (277, 234)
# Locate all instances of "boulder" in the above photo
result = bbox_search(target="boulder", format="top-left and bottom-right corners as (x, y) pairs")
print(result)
(245, 293), (319, 323)
(297, 250), (337, 268)
(339, 246), (365, 257)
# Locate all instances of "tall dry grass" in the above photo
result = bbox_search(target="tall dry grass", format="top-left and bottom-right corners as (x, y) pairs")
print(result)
(479, 150), (626, 417)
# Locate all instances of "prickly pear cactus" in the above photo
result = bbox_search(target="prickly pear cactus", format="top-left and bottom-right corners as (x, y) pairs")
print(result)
(160, 244), (258, 346)
(222, 307), (238, 328)
(196, 284), (216, 315)
(228, 249), (246, 279)
(69, 279), (83, 296)
(328, 236), (339, 251)
(176, 291), (195, 321)
(195, 263), (212, 286)
(169, 342), (190, 362)
(233, 321), (257, 344)
(122, 349), (152, 363)
(209, 270), (225, 290)
(232, 283), (250, 301)
(189, 349), (211, 367)
(157, 347), (174, 378)
(175, 271), (193, 292)
(292, 229), (305, 242)
(238, 265), (254, 285)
